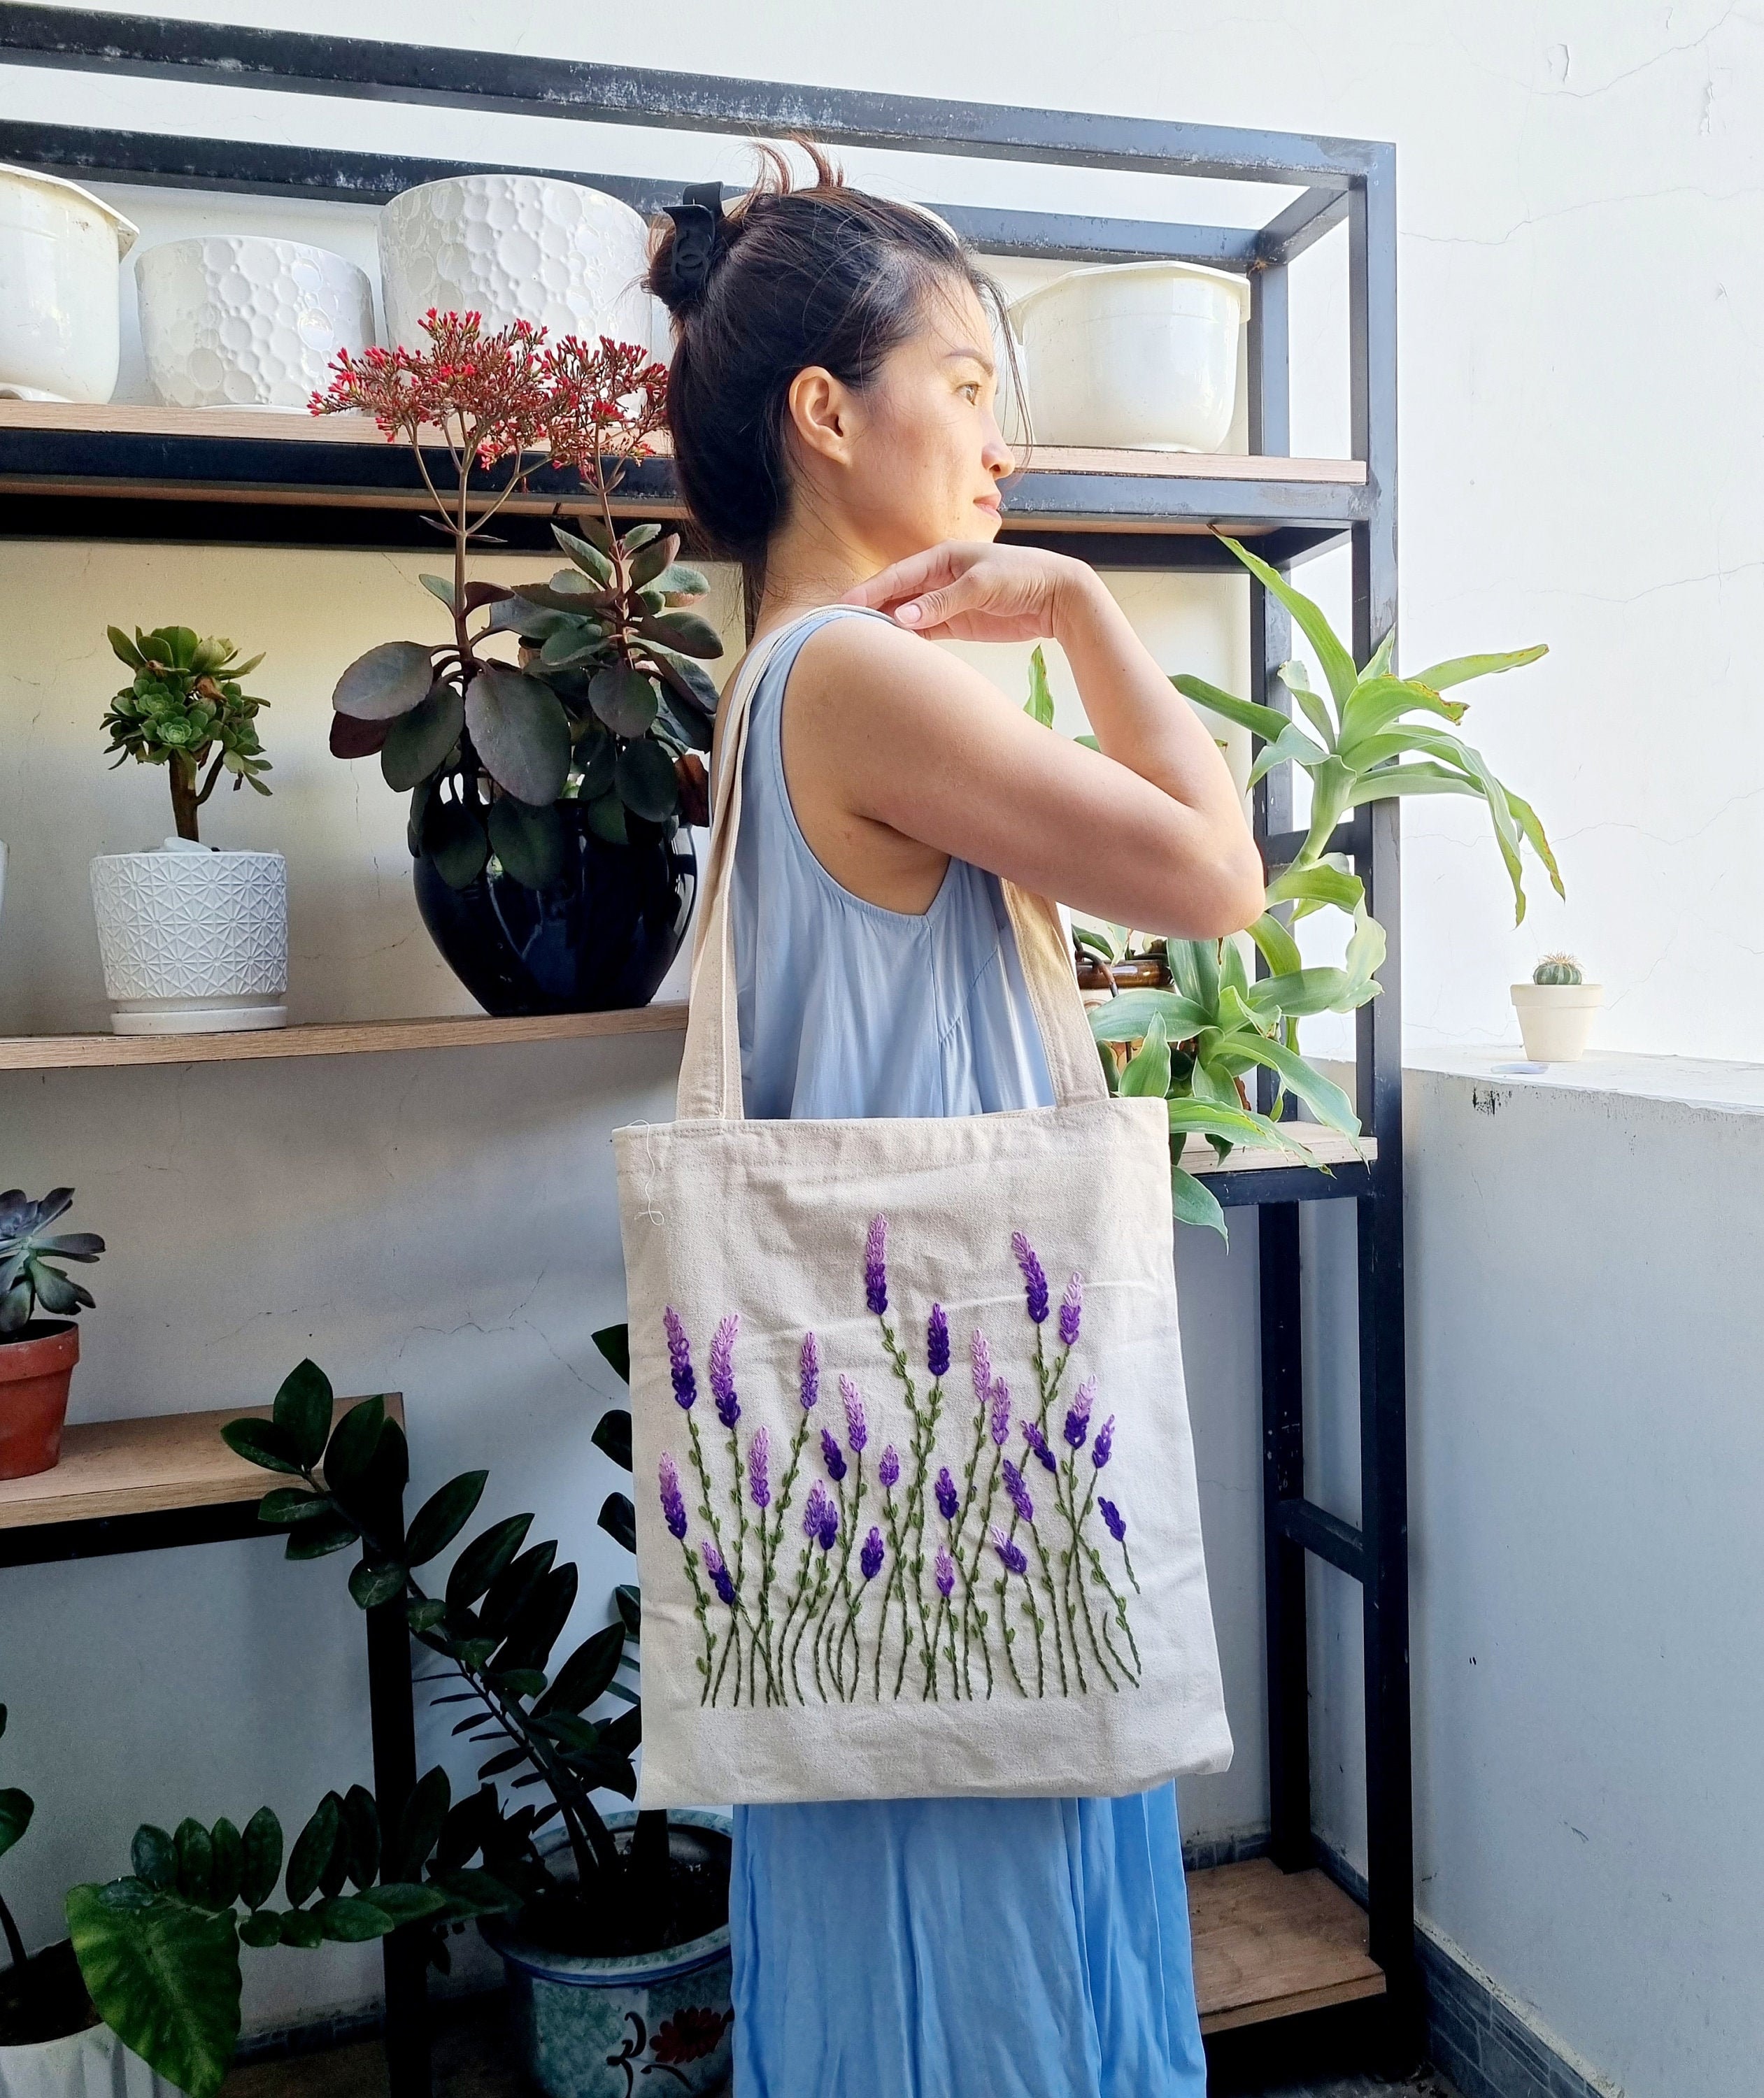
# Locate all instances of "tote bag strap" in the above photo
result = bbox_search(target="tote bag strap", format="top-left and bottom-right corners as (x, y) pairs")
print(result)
(675, 606), (1108, 1123)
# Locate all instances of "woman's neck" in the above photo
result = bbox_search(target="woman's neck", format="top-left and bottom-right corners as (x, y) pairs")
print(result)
(751, 506), (879, 636)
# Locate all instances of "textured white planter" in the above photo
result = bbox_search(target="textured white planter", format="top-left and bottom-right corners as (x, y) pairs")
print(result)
(90, 841), (287, 1034)
(136, 236), (375, 410)
(1511, 981), (1604, 1062)
(0, 164), (137, 404)
(1009, 259), (1251, 452)
(378, 174), (662, 356)
(0, 2018), (183, 2098)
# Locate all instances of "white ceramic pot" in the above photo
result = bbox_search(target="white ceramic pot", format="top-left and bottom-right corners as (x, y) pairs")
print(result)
(0, 164), (137, 404)
(90, 839), (287, 1034)
(136, 236), (375, 410)
(378, 174), (662, 355)
(1008, 259), (1251, 452)
(1510, 981), (1604, 1063)
(0, 2017), (183, 2098)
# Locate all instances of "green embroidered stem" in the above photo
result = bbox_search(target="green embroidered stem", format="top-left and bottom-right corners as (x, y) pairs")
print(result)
(1087, 1545), (1141, 1682)
(1058, 1455), (1113, 1693)
(773, 1539), (816, 1706)
(879, 1487), (913, 1700)
(688, 1411), (744, 1708)
(796, 1553), (831, 1704)
(1119, 1539), (1142, 1596)
(681, 1540), (718, 1706)
(994, 1574), (1030, 1697)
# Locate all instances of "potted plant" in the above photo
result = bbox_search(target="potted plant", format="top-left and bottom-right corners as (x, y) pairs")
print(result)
(313, 313), (722, 1016)
(220, 1348), (732, 2098)
(0, 1190), (103, 1482)
(90, 627), (285, 1035)
(1512, 953), (1602, 1062)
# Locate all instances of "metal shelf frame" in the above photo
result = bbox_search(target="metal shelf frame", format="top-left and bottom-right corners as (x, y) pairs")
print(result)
(0, 6), (1416, 2080)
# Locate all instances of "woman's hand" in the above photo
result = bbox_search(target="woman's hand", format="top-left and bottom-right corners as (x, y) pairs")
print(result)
(841, 541), (1096, 643)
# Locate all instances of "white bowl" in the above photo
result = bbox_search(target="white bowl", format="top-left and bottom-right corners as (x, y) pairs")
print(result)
(0, 163), (137, 404)
(1008, 258), (1251, 452)
(136, 236), (376, 409)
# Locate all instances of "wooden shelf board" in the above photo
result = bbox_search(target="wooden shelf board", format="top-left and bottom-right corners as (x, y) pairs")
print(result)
(1190, 1856), (1386, 2033)
(0, 1006), (690, 1070)
(1182, 1129), (1372, 1178)
(0, 1394), (400, 1532)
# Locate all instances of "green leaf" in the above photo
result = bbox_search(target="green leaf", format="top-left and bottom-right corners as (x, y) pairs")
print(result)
(1087, 988), (1209, 1042)
(1024, 644), (1055, 727)
(381, 684), (465, 792)
(648, 646), (720, 720)
(406, 1597), (446, 1632)
(1277, 662), (1337, 747)
(257, 1487), (336, 1526)
(271, 1360), (334, 1471)
(285, 1516), (361, 1560)
(278, 1909), (322, 1949)
(422, 794), (490, 888)
(285, 1797), (341, 1908)
(1244, 964), (1376, 1020)
(404, 1472), (488, 1567)
(418, 574), (456, 609)
(67, 1883), (242, 2098)
(174, 1820), (214, 1904)
(1170, 673), (1288, 743)
(588, 665), (662, 738)
(0, 1785), (34, 1861)
(592, 1408), (632, 1471)
(207, 1821), (243, 1911)
(543, 1623), (625, 1715)
(1346, 760), (1481, 808)
(1336, 673), (1468, 755)
(597, 1492), (636, 1553)
(641, 609), (723, 660)
(592, 1323), (630, 1384)
(464, 667), (571, 806)
(446, 1514), (535, 1609)
(1216, 535), (1359, 708)
(425, 1867), (522, 1918)
(1263, 860), (1363, 915)
(620, 523), (664, 552)
(1402, 724), (1530, 922)
(239, 1809), (283, 1911)
(322, 1394), (386, 1498)
(615, 738), (681, 821)
(1407, 643), (1548, 692)
(1246, 911), (1302, 980)
(220, 1418), (304, 1476)
(132, 1826), (178, 1892)
(1170, 1166), (1226, 1238)
(487, 797), (567, 889)
(236, 1911), (281, 1950)
(650, 563), (710, 601)
(108, 625), (147, 671)
(1504, 786), (1567, 904)
(583, 790), (629, 845)
(627, 534), (681, 588)
(480, 1540), (558, 1636)
(334, 641), (436, 722)
(1297, 756), (1358, 864)
(390, 1769), (450, 1881)
(348, 1559), (407, 1609)
(615, 1583), (641, 1638)
(314, 1896), (395, 1943)
(552, 524), (614, 583)
(1246, 718), (1328, 788)
(1167, 1097), (1310, 1153)
(356, 1881), (449, 1929)
(1227, 1035), (1360, 1134)
(1119, 1013), (1172, 1099)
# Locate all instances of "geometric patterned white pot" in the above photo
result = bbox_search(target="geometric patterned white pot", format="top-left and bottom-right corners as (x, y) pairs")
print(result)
(0, 2017), (185, 2098)
(89, 842), (287, 1034)
(136, 236), (376, 411)
(378, 174), (663, 358)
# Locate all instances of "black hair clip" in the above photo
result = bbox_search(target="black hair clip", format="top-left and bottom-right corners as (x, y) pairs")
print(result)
(664, 181), (727, 304)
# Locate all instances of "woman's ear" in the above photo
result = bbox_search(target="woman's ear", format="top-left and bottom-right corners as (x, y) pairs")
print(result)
(786, 365), (856, 468)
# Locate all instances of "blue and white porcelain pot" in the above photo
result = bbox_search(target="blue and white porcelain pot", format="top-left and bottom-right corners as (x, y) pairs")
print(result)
(478, 1811), (732, 2098)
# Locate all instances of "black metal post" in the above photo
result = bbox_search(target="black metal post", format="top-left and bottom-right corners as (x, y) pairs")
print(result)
(366, 1598), (431, 2098)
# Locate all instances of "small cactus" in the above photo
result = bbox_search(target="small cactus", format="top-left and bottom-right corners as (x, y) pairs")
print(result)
(1532, 953), (1584, 986)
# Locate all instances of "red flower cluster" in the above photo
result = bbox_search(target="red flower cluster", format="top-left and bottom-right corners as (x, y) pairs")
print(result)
(543, 333), (669, 476)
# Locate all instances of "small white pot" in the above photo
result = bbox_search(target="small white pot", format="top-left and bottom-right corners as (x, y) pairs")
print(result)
(378, 174), (661, 355)
(90, 839), (287, 1034)
(0, 164), (138, 404)
(1008, 258), (1251, 452)
(136, 236), (376, 410)
(0, 2018), (183, 2098)
(1510, 981), (1604, 1063)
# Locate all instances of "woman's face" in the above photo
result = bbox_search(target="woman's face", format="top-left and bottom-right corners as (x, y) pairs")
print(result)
(785, 273), (1018, 563)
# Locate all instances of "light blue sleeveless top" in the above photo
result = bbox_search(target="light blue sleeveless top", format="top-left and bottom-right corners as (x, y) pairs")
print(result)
(723, 604), (1207, 2098)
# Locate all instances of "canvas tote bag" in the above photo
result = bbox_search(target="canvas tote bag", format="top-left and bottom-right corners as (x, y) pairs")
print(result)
(613, 608), (1233, 1807)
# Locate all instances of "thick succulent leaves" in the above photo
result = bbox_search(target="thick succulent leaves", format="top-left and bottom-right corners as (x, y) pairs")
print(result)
(1246, 719), (1328, 789)
(1408, 643), (1548, 692)
(1502, 787), (1566, 902)
(1337, 675), (1469, 755)
(1119, 1013), (1172, 1098)
(1216, 535), (1360, 710)
(1276, 662), (1337, 748)
(486, 800), (567, 889)
(551, 525), (615, 585)
(464, 668), (571, 806)
(1298, 757), (1359, 866)
(1088, 987), (1210, 1042)
(334, 642), (436, 722)
(1171, 673), (1288, 744)
(380, 685), (464, 792)
(1228, 1035), (1361, 1136)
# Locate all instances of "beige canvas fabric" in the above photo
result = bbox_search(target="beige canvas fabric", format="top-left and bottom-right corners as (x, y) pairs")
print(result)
(613, 611), (1233, 1807)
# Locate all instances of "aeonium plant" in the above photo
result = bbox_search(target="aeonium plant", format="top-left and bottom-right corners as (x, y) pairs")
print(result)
(100, 627), (271, 843)
(313, 313), (722, 892)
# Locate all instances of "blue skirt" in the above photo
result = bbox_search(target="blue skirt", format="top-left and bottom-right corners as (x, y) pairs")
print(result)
(729, 1782), (1208, 2096)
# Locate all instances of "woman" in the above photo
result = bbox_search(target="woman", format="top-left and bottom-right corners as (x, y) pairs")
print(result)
(647, 146), (1263, 2098)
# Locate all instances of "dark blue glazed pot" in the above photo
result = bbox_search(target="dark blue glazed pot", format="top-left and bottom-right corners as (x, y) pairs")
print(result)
(413, 811), (697, 1017)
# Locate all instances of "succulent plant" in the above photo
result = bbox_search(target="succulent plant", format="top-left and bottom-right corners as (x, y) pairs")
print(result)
(0, 1188), (104, 1339)
(1532, 953), (1584, 985)
(101, 627), (271, 843)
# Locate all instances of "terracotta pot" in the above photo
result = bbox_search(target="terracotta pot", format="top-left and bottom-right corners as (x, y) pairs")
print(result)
(0, 1321), (79, 1481)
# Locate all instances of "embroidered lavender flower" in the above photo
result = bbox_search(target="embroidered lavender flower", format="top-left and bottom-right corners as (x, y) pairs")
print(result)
(802, 1480), (829, 1542)
(839, 1373), (869, 1454)
(1059, 1272), (1083, 1348)
(879, 1444), (900, 1490)
(970, 1328), (993, 1408)
(1011, 1229), (1050, 1324)
(818, 1501), (839, 1551)
(1064, 1374), (1097, 1450)
(1100, 1498), (1127, 1544)
(865, 1213), (888, 1315)
(934, 1546), (956, 1598)
(658, 1453), (688, 1540)
(820, 1426), (848, 1484)
(799, 1329), (821, 1411)
(1002, 1458), (1034, 1525)
(927, 1302), (950, 1378)
(1021, 1418), (1058, 1475)
(662, 1306), (697, 1411)
(702, 1539), (736, 1607)
(989, 1377), (1011, 1448)
(990, 1525), (1028, 1577)
(1091, 1413), (1116, 1470)
(860, 1527), (885, 1582)
(748, 1425), (771, 1511)
(935, 1467), (959, 1521)
(709, 1312), (741, 1429)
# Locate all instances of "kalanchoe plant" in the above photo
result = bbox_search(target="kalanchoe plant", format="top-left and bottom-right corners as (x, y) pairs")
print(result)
(313, 313), (721, 892)
(100, 627), (270, 843)
(0, 1187), (104, 1339)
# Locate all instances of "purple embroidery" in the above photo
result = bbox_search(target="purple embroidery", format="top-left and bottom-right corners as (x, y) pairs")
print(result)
(709, 1313), (741, 1429)
(1021, 1418), (1058, 1474)
(820, 1425), (848, 1484)
(927, 1303), (950, 1378)
(748, 1426), (771, 1511)
(1011, 1230), (1050, 1325)
(879, 1444), (900, 1490)
(860, 1527), (885, 1582)
(802, 1481), (829, 1541)
(990, 1378), (1011, 1448)
(799, 1329), (821, 1411)
(865, 1214), (888, 1315)
(935, 1467), (959, 1521)
(990, 1525), (1028, 1578)
(1091, 1414), (1116, 1470)
(662, 1306), (697, 1411)
(934, 1547), (956, 1598)
(839, 1373), (869, 1454)
(1058, 1273), (1083, 1348)
(1002, 1458), (1034, 1525)
(1100, 1498), (1126, 1543)
(658, 1453), (688, 1540)
(1065, 1374), (1097, 1450)
(702, 1539), (736, 1607)
(970, 1329), (994, 1408)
